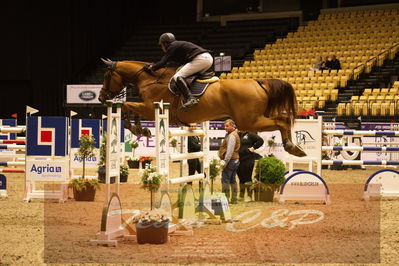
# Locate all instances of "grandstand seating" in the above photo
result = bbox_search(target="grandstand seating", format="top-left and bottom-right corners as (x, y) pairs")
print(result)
(220, 7), (399, 121)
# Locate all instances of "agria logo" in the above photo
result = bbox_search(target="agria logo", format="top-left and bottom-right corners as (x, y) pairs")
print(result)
(295, 130), (315, 145)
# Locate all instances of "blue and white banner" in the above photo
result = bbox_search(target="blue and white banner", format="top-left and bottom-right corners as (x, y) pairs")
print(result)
(27, 117), (68, 157)
(0, 119), (17, 140)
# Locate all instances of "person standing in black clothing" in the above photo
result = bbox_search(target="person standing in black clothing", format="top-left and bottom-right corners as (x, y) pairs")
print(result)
(187, 123), (202, 186)
(146, 33), (213, 110)
(237, 131), (264, 201)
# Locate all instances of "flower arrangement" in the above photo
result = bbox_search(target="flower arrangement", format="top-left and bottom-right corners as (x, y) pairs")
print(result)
(120, 164), (129, 177)
(131, 208), (170, 224)
(140, 166), (163, 209)
(129, 155), (140, 161)
(140, 156), (154, 163)
(69, 177), (100, 192)
(140, 166), (163, 191)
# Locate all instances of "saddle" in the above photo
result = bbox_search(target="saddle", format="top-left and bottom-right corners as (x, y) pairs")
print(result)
(168, 70), (219, 97)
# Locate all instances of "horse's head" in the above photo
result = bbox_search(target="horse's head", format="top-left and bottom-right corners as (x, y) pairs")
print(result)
(98, 58), (125, 104)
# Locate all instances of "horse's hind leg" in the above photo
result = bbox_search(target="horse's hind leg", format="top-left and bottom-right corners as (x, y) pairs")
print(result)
(251, 117), (306, 157)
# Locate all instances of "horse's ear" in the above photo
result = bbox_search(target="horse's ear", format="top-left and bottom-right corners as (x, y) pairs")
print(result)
(101, 58), (116, 70)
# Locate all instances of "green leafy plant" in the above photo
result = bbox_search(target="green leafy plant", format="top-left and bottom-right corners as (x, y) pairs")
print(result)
(254, 156), (285, 185)
(70, 135), (99, 191)
(69, 177), (100, 191)
(247, 156), (285, 193)
(140, 166), (163, 209)
(98, 135), (107, 168)
(170, 138), (178, 148)
(209, 158), (222, 180)
(130, 140), (139, 160)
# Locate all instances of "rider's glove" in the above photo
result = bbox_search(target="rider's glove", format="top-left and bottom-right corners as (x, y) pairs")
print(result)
(143, 64), (153, 72)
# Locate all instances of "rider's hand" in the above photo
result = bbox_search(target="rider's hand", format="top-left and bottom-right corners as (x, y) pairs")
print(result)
(143, 64), (153, 72)
(248, 147), (255, 153)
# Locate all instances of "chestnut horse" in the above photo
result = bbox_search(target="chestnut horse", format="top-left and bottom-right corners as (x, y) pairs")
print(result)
(98, 59), (306, 157)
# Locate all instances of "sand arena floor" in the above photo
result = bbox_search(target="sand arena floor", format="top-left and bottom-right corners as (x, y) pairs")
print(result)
(0, 163), (398, 265)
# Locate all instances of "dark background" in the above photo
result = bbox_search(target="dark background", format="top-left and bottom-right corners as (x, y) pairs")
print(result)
(0, 0), (396, 120)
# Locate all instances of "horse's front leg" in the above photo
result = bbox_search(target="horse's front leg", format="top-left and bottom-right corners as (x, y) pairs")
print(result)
(122, 102), (154, 138)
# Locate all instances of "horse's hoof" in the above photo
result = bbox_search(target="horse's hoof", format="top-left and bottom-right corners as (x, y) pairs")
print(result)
(283, 139), (307, 157)
(143, 128), (152, 138)
(287, 146), (307, 157)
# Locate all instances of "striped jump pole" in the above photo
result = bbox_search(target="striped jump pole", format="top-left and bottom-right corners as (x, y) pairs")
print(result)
(0, 126), (26, 133)
(0, 140), (25, 144)
(0, 161), (25, 167)
(322, 146), (399, 152)
(0, 169), (25, 173)
(0, 144), (26, 150)
(323, 130), (399, 137)
(322, 160), (399, 166)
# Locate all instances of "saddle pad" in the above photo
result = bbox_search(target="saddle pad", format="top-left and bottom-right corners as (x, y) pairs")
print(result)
(168, 80), (210, 97)
(191, 81), (210, 96)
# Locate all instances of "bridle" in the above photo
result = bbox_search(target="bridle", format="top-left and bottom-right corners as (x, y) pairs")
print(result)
(102, 69), (126, 101)
(101, 63), (170, 102)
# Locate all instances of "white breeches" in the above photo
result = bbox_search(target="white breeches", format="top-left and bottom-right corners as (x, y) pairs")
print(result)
(172, 52), (213, 81)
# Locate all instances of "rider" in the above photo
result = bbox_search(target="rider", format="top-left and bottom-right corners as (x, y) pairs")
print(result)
(146, 33), (213, 110)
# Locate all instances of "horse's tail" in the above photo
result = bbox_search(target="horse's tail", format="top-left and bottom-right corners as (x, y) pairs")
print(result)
(256, 79), (298, 126)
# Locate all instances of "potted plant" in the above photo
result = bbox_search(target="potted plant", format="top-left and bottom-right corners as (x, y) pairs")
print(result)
(250, 156), (285, 202)
(209, 158), (223, 194)
(69, 135), (100, 201)
(132, 208), (170, 244)
(140, 166), (163, 210)
(120, 164), (129, 183)
(140, 156), (154, 169)
(127, 140), (140, 168)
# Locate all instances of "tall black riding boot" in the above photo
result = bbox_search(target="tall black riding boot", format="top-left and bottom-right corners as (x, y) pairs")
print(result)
(176, 77), (199, 110)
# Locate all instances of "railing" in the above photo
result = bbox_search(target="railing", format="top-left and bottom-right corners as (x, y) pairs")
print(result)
(351, 42), (399, 80)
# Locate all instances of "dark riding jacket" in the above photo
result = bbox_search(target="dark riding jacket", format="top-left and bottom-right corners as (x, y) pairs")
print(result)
(238, 132), (264, 161)
(152, 41), (209, 71)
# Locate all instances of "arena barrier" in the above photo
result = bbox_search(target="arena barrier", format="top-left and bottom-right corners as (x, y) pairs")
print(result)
(0, 120), (27, 174)
(90, 101), (136, 247)
(155, 102), (231, 224)
(0, 113), (126, 200)
(23, 116), (70, 202)
(284, 116), (399, 200)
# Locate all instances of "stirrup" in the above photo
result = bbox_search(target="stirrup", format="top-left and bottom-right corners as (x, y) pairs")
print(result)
(180, 98), (199, 111)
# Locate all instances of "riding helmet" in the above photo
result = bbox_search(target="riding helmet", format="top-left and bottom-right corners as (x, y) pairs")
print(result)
(159, 33), (176, 45)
